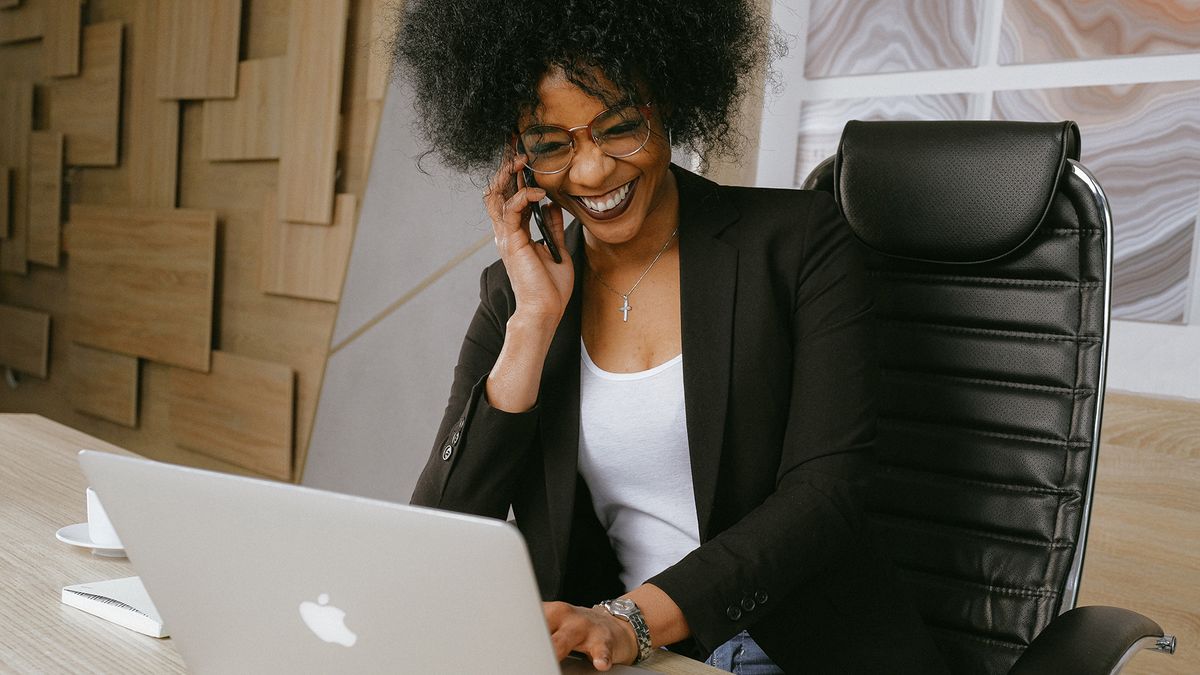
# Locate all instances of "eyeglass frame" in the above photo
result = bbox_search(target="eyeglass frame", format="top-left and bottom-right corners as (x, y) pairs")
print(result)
(516, 102), (656, 175)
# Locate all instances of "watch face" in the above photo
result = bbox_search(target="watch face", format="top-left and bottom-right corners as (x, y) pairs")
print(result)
(609, 598), (636, 615)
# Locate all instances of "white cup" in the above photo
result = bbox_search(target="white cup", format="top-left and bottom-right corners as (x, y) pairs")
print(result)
(86, 487), (123, 548)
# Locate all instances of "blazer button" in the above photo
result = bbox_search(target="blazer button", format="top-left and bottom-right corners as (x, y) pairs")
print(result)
(740, 596), (756, 612)
(755, 590), (768, 605)
(726, 605), (742, 621)
(441, 445), (453, 461)
(450, 430), (461, 444)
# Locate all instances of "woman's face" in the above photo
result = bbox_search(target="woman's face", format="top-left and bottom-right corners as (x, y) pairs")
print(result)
(518, 69), (676, 248)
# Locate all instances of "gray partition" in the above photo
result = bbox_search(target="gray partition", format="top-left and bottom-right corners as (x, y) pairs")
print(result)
(303, 79), (495, 501)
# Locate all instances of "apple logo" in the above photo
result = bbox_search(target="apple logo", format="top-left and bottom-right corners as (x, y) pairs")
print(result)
(299, 593), (358, 647)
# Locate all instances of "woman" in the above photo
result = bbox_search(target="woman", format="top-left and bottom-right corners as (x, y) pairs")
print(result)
(397, 1), (945, 672)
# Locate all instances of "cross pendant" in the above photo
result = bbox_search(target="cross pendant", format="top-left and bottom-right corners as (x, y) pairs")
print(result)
(618, 295), (632, 322)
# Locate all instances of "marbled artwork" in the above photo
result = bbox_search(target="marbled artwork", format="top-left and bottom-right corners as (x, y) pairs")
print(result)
(793, 93), (972, 186)
(1001, 0), (1200, 64)
(994, 82), (1200, 323)
(805, 0), (981, 79)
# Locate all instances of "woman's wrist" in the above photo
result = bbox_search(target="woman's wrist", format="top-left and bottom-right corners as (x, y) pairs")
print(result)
(591, 605), (641, 664)
(507, 310), (560, 342)
(485, 313), (559, 413)
(624, 583), (690, 649)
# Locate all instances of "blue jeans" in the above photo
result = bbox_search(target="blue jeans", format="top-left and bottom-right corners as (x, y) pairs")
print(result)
(704, 631), (784, 674)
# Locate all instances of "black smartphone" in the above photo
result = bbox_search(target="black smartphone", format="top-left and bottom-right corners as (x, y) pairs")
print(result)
(520, 162), (562, 264)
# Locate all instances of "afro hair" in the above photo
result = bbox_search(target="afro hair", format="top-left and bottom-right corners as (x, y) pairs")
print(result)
(391, 0), (782, 174)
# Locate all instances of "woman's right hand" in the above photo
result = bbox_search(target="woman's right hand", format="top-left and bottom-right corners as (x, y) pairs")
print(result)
(485, 153), (574, 329)
(479, 153), (572, 412)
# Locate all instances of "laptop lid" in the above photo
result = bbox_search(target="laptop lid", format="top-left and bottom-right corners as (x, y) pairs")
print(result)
(78, 450), (563, 674)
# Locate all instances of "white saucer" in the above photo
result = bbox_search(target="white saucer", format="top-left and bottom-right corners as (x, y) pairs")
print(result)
(55, 523), (126, 557)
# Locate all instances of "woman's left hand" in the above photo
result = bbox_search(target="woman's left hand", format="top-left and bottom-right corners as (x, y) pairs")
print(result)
(543, 601), (639, 670)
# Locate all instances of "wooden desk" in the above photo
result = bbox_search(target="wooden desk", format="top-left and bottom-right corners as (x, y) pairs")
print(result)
(0, 415), (719, 674)
(0, 414), (185, 672)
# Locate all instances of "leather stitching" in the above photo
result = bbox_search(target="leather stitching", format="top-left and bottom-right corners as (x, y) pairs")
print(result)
(882, 369), (1094, 395)
(871, 513), (1075, 549)
(877, 465), (1081, 497)
(927, 626), (1028, 651)
(899, 568), (1060, 599)
(878, 318), (1100, 343)
(877, 417), (1090, 448)
(869, 271), (1103, 288)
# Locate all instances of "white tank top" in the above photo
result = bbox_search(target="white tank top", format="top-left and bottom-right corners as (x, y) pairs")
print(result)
(577, 339), (701, 591)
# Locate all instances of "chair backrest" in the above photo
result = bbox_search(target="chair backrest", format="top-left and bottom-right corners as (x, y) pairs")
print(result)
(803, 120), (1112, 675)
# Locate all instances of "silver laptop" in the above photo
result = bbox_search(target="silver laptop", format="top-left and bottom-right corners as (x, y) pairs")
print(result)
(78, 450), (644, 674)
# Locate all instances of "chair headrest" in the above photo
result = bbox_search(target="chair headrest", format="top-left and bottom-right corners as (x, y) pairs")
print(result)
(834, 120), (1080, 263)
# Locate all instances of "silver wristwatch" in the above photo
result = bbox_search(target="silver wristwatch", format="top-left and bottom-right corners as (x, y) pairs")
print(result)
(598, 598), (653, 664)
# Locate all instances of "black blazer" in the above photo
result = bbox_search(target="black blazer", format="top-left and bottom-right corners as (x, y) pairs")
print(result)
(412, 165), (946, 673)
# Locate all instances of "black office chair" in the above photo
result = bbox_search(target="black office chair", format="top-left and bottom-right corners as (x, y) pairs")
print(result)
(803, 121), (1176, 674)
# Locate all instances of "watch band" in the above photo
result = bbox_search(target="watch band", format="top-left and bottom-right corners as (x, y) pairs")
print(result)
(599, 598), (653, 664)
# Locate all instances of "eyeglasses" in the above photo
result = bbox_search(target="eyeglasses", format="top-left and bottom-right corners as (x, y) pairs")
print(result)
(518, 103), (654, 175)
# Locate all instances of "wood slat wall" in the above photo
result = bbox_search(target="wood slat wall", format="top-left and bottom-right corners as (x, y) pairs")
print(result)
(41, 0), (81, 77)
(260, 191), (357, 302)
(278, 0), (349, 224)
(47, 20), (121, 166)
(67, 204), (217, 372)
(0, 167), (10, 238)
(167, 350), (294, 480)
(125, 0), (179, 209)
(69, 342), (139, 428)
(0, 0), (41, 43)
(201, 56), (284, 161)
(26, 130), (62, 266)
(0, 303), (50, 377)
(154, 0), (240, 100)
(0, 81), (32, 274)
(0, 0), (382, 482)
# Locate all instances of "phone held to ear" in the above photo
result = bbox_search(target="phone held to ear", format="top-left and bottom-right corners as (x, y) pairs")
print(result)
(522, 165), (563, 264)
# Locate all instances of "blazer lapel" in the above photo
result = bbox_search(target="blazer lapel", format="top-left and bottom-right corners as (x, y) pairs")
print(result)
(674, 165), (739, 542)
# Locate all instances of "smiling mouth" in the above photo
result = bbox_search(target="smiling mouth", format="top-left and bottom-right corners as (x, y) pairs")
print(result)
(573, 179), (637, 219)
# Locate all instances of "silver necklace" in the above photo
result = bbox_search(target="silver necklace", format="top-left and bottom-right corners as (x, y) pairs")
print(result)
(588, 227), (679, 322)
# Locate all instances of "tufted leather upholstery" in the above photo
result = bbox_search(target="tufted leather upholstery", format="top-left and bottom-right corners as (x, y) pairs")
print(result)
(805, 121), (1110, 675)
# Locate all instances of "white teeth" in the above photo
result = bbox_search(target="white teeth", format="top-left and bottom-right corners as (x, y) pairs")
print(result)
(581, 181), (632, 213)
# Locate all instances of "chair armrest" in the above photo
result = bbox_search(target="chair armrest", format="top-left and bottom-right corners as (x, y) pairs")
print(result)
(1009, 606), (1175, 675)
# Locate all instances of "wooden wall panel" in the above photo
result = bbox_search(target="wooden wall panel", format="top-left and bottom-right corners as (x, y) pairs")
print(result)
(0, 81), (32, 274)
(0, 303), (50, 377)
(0, 0), (377, 485)
(278, 0), (349, 224)
(47, 20), (122, 166)
(168, 351), (294, 480)
(0, 167), (9, 238)
(0, 0), (41, 43)
(261, 191), (356, 302)
(154, 0), (240, 100)
(27, 131), (63, 267)
(70, 343), (139, 427)
(127, 0), (179, 208)
(42, 0), (82, 77)
(67, 204), (216, 372)
(202, 57), (284, 161)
